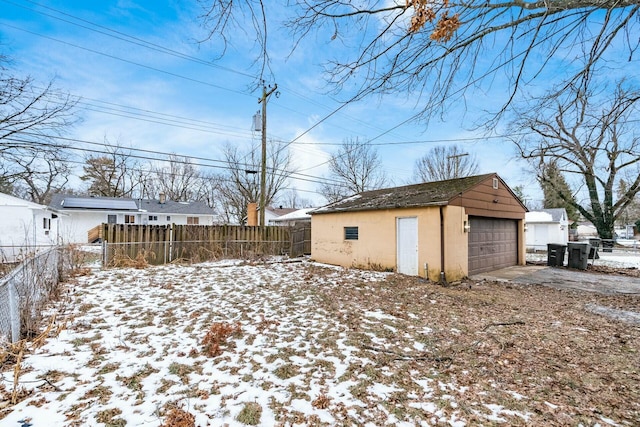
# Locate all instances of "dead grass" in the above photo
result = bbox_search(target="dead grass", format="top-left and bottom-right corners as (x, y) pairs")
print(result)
(95, 407), (126, 426)
(3, 261), (638, 426)
(303, 266), (640, 425)
(236, 402), (262, 425)
(201, 321), (242, 357)
(109, 249), (151, 269)
(161, 406), (195, 427)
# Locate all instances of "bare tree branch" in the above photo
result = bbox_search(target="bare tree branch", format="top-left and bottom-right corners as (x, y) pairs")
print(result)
(320, 137), (387, 203)
(511, 81), (640, 239)
(413, 144), (479, 182)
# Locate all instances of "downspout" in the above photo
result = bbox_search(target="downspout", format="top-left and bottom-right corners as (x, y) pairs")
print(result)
(439, 206), (447, 285)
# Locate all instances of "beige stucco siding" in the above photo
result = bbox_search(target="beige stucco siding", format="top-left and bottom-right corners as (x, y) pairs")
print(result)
(311, 206), (469, 281)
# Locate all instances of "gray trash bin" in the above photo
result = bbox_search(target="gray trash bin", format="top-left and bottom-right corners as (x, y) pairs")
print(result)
(567, 242), (590, 270)
(547, 244), (567, 267)
(602, 239), (614, 253)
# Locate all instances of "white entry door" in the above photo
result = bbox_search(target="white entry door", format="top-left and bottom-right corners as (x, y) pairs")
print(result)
(397, 217), (418, 275)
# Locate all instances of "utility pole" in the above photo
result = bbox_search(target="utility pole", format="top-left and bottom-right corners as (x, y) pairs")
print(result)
(258, 83), (278, 226)
(447, 152), (468, 178)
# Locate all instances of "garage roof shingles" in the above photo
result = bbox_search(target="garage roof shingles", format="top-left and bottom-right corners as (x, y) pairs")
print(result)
(313, 173), (495, 214)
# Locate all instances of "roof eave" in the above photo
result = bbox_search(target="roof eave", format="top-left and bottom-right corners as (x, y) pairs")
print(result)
(311, 201), (449, 215)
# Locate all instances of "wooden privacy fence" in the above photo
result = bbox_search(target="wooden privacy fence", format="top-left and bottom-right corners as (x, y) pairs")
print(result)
(101, 223), (307, 266)
(290, 223), (311, 257)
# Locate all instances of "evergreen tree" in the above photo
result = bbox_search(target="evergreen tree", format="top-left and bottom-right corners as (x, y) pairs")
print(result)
(539, 162), (579, 222)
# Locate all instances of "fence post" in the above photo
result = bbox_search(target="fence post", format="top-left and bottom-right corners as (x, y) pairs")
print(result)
(168, 224), (174, 263)
(102, 240), (108, 267)
(8, 280), (20, 343)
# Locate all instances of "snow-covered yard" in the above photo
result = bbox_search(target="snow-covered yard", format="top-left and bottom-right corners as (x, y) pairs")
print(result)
(1, 258), (639, 426)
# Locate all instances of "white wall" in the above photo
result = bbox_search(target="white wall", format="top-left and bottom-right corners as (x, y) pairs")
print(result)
(0, 195), (57, 262)
(141, 214), (215, 226)
(526, 223), (569, 250)
(58, 211), (110, 244)
(59, 210), (217, 243)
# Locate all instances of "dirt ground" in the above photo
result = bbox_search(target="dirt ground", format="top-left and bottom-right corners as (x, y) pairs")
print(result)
(2, 261), (639, 426)
(304, 265), (640, 425)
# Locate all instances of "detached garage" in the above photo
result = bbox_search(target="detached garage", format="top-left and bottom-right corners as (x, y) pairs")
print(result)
(310, 173), (527, 282)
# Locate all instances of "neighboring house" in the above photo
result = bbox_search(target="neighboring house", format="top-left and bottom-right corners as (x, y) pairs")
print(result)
(310, 173), (527, 281)
(265, 206), (297, 225)
(247, 205), (297, 226)
(525, 208), (569, 251)
(268, 208), (314, 226)
(49, 193), (218, 243)
(0, 192), (59, 262)
(575, 222), (599, 240)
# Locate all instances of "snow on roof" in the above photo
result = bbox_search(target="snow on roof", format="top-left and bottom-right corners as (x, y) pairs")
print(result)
(526, 211), (554, 222)
(269, 208), (315, 222)
(526, 208), (567, 223)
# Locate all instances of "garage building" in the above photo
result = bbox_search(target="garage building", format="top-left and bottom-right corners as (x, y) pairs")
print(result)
(310, 173), (527, 281)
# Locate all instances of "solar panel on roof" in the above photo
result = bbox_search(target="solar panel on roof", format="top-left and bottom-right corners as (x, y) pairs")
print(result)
(62, 198), (138, 210)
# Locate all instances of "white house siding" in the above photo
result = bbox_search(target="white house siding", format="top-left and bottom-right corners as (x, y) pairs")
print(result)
(58, 211), (113, 244)
(143, 214), (216, 226)
(525, 211), (569, 250)
(59, 211), (217, 243)
(0, 193), (58, 262)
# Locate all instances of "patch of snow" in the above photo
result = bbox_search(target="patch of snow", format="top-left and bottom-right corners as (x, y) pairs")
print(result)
(364, 310), (396, 320)
(599, 415), (622, 426)
(506, 390), (527, 400)
(585, 304), (640, 325)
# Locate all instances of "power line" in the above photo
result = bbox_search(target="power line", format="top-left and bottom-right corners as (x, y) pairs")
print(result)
(7, 133), (348, 187)
(8, 0), (412, 142)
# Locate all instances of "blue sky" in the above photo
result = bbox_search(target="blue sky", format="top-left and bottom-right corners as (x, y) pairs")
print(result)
(1, 0), (542, 205)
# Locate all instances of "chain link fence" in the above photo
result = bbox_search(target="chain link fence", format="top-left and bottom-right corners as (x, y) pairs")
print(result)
(0, 247), (69, 343)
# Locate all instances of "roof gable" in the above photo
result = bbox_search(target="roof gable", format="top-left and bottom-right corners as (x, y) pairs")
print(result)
(0, 192), (50, 210)
(313, 173), (500, 214)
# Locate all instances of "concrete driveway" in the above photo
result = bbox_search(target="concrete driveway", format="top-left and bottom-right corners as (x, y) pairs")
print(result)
(473, 265), (640, 295)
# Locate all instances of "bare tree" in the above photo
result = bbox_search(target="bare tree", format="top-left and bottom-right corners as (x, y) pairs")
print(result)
(275, 188), (314, 208)
(200, 1), (639, 123)
(0, 147), (72, 204)
(512, 81), (640, 239)
(154, 155), (203, 201)
(413, 145), (478, 182)
(320, 137), (387, 203)
(198, 0), (272, 83)
(195, 171), (222, 209)
(1, 51), (77, 202)
(616, 178), (640, 228)
(216, 141), (294, 224)
(80, 140), (141, 197)
(1, 72), (77, 147)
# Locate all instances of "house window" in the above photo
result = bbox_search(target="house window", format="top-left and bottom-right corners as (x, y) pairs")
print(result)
(148, 215), (158, 221)
(166, 216), (171, 221)
(344, 226), (359, 240)
(492, 178), (499, 189)
(107, 215), (117, 224)
(43, 217), (51, 230)
(125, 215), (136, 224)
(187, 217), (199, 225)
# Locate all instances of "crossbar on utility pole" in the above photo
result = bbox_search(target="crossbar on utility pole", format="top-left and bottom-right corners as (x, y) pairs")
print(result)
(258, 83), (278, 226)
(447, 153), (468, 178)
